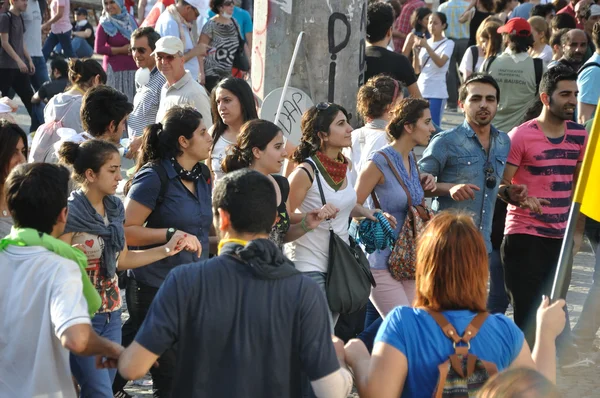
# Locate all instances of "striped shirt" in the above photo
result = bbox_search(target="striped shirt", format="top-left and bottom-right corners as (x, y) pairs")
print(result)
(505, 120), (588, 239)
(128, 67), (166, 138)
(393, 0), (426, 52)
(438, 0), (470, 40)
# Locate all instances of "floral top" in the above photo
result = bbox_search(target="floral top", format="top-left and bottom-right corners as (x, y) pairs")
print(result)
(71, 226), (121, 314)
(269, 174), (290, 249)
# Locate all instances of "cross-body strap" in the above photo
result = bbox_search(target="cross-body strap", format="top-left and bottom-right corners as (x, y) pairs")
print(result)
(378, 150), (413, 208)
(421, 39), (449, 70)
(305, 159), (327, 207)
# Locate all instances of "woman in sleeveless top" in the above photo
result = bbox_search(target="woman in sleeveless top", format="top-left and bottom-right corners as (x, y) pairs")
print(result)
(460, 0), (495, 46)
(221, 119), (335, 248)
(286, 103), (396, 328)
(343, 212), (568, 397)
(355, 98), (436, 319)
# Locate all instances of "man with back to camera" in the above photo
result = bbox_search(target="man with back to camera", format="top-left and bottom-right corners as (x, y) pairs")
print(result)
(365, 1), (421, 98)
(118, 169), (353, 398)
(154, 35), (212, 127)
(419, 73), (528, 315)
(0, 163), (122, 397)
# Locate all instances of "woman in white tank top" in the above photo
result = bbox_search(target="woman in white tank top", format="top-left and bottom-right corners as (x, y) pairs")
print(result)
(285, 103), (396, 327)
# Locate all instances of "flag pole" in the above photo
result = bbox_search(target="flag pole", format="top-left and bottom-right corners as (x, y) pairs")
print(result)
(274, 31), (305, 128)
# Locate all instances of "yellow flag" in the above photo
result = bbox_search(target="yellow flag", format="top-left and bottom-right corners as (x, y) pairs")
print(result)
(576, 112), (600, 222)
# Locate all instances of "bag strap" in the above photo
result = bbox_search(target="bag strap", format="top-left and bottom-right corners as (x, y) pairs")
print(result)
(230, 18), (244, 45)
(421, 39), (448, 70)
(482, 55), (496, 73)
(578, 62), (600, 75)
(470, 45), (478, 74)
(305, 159), (327, 207)
(533, 58), (543, 96)
(378, 150), (413, 208)
(370, 192), (381, 209)
(58, 99), (78, 123)
(426, 309), (489, 345)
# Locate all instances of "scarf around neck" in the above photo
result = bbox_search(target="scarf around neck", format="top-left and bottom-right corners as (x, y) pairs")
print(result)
(0, 227), (101, 316)
(100, 0), (137, 38)
(64, 190), (125, 278)
(312, 151), (348, 191)
(171, 157), (204, 181)
(166, 4), (199, 45)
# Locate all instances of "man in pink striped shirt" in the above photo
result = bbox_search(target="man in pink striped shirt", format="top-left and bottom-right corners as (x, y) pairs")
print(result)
(499, 66), (587, 366)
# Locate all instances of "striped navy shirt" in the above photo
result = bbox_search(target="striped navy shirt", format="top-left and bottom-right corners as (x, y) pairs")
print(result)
(128, 67), (166, 138)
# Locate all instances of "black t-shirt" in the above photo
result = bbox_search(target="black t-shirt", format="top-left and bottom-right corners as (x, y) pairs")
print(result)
(72, 21), (95, 48)
(135, 251), (339, 397)
(365, 46), (418, 87)
(37, 77), (68, 102)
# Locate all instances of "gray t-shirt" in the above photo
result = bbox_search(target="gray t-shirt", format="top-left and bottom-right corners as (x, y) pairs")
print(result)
(0, 216), (13, 237)
(0, 11), (26, 69)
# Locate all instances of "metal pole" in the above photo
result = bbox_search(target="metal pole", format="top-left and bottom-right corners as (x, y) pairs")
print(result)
(550, 202), (580, 301)
(274, 31), (305, 128)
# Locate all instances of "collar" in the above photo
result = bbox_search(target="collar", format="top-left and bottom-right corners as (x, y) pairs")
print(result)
(460, 119), (499, 138)
(161, 157), (179, 180)
(218, 238), (248, 255)
(503, 48), (532, 63)
(168, 71), (192, 90)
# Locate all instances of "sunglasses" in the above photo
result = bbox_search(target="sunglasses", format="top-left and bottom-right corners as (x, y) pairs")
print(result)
(484, 162), (497, 189)
(156, 54), (176, 62)
(223, 0), (234, 5)
(316, 102), (332, 111)
(130, 47), (147, 54)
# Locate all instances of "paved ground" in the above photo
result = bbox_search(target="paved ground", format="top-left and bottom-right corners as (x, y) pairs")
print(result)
(8, 101), (600, 396)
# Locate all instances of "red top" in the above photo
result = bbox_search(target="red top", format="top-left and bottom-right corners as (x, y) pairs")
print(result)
(94, 25), (137, 72)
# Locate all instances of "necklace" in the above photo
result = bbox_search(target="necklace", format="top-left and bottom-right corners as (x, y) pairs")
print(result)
(1, 209), (8, 217)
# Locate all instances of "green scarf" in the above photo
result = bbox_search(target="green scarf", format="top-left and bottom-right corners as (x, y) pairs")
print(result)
(0, 227), (101, 317)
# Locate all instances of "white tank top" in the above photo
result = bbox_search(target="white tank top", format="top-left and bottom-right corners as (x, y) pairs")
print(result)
(285, 167), (357, 273)
(210, 135), (235, 183)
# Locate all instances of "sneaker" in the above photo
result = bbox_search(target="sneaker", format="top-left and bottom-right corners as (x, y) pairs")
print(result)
(114, 391), (135, 398)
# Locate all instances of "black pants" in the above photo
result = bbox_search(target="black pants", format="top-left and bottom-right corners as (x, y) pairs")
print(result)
(113, 278), (176, 398)
(501, 233), (572, 348)
(0, 68), (34, 129)
(204, 75), (223, 94)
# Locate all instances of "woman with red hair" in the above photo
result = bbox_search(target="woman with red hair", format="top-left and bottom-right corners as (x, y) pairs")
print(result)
(343, 211), (567, 398)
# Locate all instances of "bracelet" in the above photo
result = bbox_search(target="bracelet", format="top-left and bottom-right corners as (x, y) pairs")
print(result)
(300, 215), (313, 233)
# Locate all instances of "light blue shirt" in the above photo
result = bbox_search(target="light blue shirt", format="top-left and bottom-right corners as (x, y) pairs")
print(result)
(208, 6), (253, 41)
(510, 3), (534, 20)
(577, 53), (600, 117)
(438, 0), (470, 40)
(155, 12), (200, 79)
(418, 120), (511, 252)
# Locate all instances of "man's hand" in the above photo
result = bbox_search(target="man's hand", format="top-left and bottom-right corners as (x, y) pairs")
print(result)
(519, 197), (551, 214)
(126, 136), (143, 159)
(28, 59), (35, 75)
(449, 183), (480, 201)
(420, 173), (436, 192)
(507, 184), (527, 202)
(95, 341), (124, 369)
(17, 59), (28, 74)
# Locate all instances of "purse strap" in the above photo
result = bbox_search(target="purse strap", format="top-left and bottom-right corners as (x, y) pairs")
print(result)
(421, 39), (448, 71)
(230, 18), (245, 46)
(378, 150), (414, 208)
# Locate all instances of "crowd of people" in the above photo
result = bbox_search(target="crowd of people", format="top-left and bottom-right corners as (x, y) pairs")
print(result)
(1, 0), (600, 397)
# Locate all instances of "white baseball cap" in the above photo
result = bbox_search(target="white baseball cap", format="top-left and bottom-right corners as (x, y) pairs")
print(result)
(590, 4), (600, 17)
(151, 36), (184, 56)
(183, 0), (204, 10)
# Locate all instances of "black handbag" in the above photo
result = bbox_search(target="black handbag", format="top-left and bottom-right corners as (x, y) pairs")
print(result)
(306, 160), (376, 314)
(230, 18), (250, 72)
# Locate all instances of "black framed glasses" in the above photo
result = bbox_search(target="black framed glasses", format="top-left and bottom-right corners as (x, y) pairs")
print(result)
(484, 161), (496, 189)
(316, 102), (332, 111)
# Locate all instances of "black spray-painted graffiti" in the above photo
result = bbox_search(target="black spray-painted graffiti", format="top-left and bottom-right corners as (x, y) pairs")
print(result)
(327, 12), (351, 103)
(358, 2), (367, 87)
(273, 91), (305, 137)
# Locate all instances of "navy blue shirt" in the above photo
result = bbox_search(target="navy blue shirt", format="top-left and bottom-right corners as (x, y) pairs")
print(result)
(135, 252), (339, 397)
(127, 158), (212, 288)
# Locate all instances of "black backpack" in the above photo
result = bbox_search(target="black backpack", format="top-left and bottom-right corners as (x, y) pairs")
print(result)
(483, 55), (544, 95)
(578, 62), (600, 75)
(469, 45), (479, 75)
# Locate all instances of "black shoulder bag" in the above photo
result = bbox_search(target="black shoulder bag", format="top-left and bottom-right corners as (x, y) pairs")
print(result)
(305, 160), (375, 315)
(230, 18), (250, 72)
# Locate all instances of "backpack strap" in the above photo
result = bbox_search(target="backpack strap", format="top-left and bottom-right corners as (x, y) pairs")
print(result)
(533, 58), (543, 96)
(426, 309), (489, 345)
(578, 62), (600, 75)
(146, 162), (169, 205)
(470, 45), (479, 74)
(482, 55), (496, 73)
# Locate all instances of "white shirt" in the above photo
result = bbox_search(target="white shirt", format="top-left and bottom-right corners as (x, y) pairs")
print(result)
(156, 71), (213, 128)
(417, 38), (455, 99)
(155, 11), (200, 79)
(0, 246), (91, 398)
(459, 45), (484, 78)
(210, 134), (235, 184)
(344, 125), (389, 189)
(532, 44), (553, 66)
(285, 169), (357, 273)
(22, 0), (43, 57)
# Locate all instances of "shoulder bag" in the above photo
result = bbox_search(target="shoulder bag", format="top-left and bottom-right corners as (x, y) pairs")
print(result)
(230, 18), (250, 72)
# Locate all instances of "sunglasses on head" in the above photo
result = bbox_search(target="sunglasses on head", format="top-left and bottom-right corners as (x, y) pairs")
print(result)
(484, 162), (497, 189)
(316, 102), (332, 111)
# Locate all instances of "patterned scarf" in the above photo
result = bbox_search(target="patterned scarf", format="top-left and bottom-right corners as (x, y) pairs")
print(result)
(312, 151), (348, 191)
(99, 0), (138, 38)
(171, 157), (204, 181)
(166, 4), (199, 45)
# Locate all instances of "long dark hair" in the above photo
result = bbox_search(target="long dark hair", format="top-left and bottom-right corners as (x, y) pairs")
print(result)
(292, 103), (350, 163)
(210, 77), (258, 153)
(222, 119), (282, 173)
(0, 120), (28, 185)
(411, 7), (432, 33)
(124, 106), (203, 194)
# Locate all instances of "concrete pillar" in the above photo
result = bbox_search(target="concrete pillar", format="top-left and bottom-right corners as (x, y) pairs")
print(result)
(251, 0), (367, 123)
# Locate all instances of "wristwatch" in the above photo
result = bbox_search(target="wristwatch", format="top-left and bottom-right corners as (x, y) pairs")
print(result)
(166, 228), (177, 242)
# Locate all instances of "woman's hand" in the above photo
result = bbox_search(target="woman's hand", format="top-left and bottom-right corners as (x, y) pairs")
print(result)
(362, 208), (398, 229)
(420, 173), (436, 192)
(304, 204), (340, 229)
(170, 230), (202, 257)
(161, 235), (186, 257)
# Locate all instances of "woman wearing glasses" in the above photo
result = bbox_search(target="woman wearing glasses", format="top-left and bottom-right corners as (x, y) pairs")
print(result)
(199, 0), (245, 92)
(286, 103), (396, 327)
(95, 0), (138, 103)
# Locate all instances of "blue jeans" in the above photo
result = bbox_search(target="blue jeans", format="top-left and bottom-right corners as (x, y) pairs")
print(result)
(425, 97), (445, 128)
(57, 37), (94, 58)
(487, 249), (509, 314)
(32, 102), (45, 132)
(30, 56), (49, 91)
(71, 309), (122, 397)
(43, 31), (74, 60)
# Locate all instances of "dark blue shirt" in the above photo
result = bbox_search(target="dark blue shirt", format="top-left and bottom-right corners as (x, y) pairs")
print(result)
(127, 158), (212, 288)
(134, 252), (338, 397)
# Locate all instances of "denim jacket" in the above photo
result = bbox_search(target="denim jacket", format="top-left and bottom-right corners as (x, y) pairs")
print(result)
(418, 120), (511, 252)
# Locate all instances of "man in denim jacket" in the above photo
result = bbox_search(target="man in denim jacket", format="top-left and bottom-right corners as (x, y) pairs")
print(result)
(419, 73), (527, 313)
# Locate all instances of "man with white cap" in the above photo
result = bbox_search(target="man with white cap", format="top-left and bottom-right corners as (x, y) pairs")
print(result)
(155, 0), (206, 82)
(154, 36), (212, 127)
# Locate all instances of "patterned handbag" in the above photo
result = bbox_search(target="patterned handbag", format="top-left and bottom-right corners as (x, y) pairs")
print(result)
(379, 151), (434, 281)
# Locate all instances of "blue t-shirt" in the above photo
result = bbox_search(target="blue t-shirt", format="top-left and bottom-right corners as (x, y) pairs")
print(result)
(208, 6), (253, 41)
(135, 253), (339, 397)
(376, 307), (524, 398)
(510, 3), (534, 20)
(127, 158), (212, 288)
(577, 53), (600, 112)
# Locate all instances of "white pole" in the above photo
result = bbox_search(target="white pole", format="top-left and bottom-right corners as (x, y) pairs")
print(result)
(274, 31), (305, 128)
